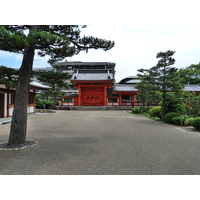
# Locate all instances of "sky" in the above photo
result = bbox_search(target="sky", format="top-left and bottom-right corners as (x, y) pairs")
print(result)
(1, 0), (200, 83)
(1, 0), (200, 196)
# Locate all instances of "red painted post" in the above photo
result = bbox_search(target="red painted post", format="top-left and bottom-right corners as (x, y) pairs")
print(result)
(133, 95), (137, 107)
(119, 94), (122, 106)
(78, 85), (81, 106)
(104, 85), (107, 106)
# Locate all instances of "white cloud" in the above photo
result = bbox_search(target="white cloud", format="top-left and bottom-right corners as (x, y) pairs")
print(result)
(68, 22), (200, 81)
(1, 0), (200, 82)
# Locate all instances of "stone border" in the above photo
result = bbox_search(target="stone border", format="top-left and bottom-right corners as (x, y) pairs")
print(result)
(0, 140), (38, 151)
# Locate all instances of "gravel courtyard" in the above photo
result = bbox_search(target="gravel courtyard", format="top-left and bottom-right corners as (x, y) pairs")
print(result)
(0, 110), (200, 175)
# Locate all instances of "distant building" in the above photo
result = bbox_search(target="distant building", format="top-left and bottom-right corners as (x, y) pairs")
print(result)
(32, 61), (200, 108)
(0, 82), (50, 118)
(49, 61), (138, 107)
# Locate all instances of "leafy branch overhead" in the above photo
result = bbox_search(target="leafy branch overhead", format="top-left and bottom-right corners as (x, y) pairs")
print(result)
(136, 50), (183, 119)
(0, 66), (19, 89)
(0, 25), (115, 64)
(0, 25), (115, 147)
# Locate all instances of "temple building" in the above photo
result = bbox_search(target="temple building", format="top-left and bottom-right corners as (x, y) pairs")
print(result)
(1, 61), (200, 117)
(0, 81), (50, 118)
(50, 61), (139, 107)
(50, 61), (200, 108)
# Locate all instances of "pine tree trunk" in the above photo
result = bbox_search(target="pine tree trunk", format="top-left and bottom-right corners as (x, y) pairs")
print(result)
(161, 92), (166, 122)
(7, 46), (35, 146)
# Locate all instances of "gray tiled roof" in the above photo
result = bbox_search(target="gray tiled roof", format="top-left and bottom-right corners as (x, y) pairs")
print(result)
(71, 69), (114, 81)
(33, 67), (54, 72)
(183, 85), (200, 91)
(126, 79), (141, 84)
(113, 84), (200, 92)
(73, 73), (113, 80)
(53, 61), (115, 67)
(113, 84), (138, 92)
(30, 81), (51, 90)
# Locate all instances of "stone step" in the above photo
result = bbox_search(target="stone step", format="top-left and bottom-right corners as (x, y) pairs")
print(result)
(55, 106), (132, 111)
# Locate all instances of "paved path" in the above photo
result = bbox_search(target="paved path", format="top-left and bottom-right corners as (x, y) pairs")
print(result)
(0, 110), (200, 175)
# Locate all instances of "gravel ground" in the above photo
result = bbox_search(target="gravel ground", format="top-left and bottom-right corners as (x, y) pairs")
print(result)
(0, 110), (200, 175)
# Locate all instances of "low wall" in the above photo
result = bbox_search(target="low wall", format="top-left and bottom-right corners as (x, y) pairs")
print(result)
(54, 106), (133, 111)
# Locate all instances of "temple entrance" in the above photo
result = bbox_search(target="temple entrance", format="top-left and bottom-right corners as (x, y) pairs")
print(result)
(81, 86), (104, 106)
(0, 93), (4, 118)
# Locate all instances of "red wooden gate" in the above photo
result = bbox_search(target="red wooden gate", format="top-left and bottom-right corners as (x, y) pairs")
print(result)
(81, 87), (104, 106)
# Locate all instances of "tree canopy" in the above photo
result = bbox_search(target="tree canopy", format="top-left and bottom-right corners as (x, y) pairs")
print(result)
(0, 25), (115, 148)
(36, 71), (70, 103)
(178, 63), (200, 84)
(0, 65), (18, 89)
(136, 50), (183, 119)
(0, 25), (115, 63)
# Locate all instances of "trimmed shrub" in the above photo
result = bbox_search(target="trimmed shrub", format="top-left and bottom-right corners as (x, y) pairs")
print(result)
(184, 118), (194, 126)
(173, 104), (187, 114)
(36, 99), (53, 109)
(141, 107), (152, 114)
(164, 112), (179, 123)
(193, 117), (200, 131)
(151, 117), (161, 121)
(132, 107), (140, 114)
(149, 106), (162, 118)
(172, 115), (190, 125)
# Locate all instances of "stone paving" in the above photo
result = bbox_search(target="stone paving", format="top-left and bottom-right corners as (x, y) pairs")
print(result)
(0, 110), (200, 175)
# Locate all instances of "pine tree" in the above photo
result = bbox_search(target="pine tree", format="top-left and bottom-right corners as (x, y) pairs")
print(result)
(151, 50), (182, 120)
(136, 68), (158, 109)
(178, 63), (200, 84)
(36, 71), (70, 103)
(0, 25), (115, 148)
(0, 66), (19, 89)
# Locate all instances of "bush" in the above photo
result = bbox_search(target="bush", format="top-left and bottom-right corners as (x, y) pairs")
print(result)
(173, 104), (187, 114)
(193, 117), (200, 131)
(141, 107), (152, 113)
(36, 99), (53, 109)
(149, 106), (162, 118)
(164, 112), (180, 123)
(132, 107), (140, 114)
(172, 115), (190, 125)
(151, 117), (161, 121)
(184, 118), (194, 126)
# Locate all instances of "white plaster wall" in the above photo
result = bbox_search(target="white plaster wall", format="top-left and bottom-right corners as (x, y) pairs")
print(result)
(4, 93), (7, 117)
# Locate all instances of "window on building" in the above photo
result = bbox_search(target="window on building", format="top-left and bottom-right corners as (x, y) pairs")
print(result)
(122, 95), (130, 102)
(10, 93), (15, 104)
(108, 98), (118, 102)
(28, 94), (34, 104)
(64, 98), (73, 102)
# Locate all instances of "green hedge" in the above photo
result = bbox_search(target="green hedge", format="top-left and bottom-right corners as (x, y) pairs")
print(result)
(36, 99), (53, 109)
(149, 106), (161, 118)
(184, 118), (194, 126)
(172, 115), (190, 125)
(132, 107), (140, 114)
(193, 117), (200, 131)
(151, 117), (161, 121)
(164, 112), (179, 123)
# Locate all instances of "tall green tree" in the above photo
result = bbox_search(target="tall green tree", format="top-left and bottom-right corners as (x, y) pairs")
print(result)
(0, 25), (115, 148)
(178, 63), (200, 84)
(36, 71), (70, 103)
(151, 50), (183, 120)
(0, 66), (19, 89)
(136, 68), (158, 108)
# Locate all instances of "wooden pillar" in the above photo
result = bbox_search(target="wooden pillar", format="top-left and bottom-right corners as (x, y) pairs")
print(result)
(104, 85), (107, 106)
(7, 92), (9, 117)
(78, 85), (81, 106)
(119, 93), (122, 106)
(133, 95), (136, 107)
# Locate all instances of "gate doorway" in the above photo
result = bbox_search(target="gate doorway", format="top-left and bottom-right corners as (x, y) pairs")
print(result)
(81, 86), (104, 106)
(0, 93), (4, 118)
